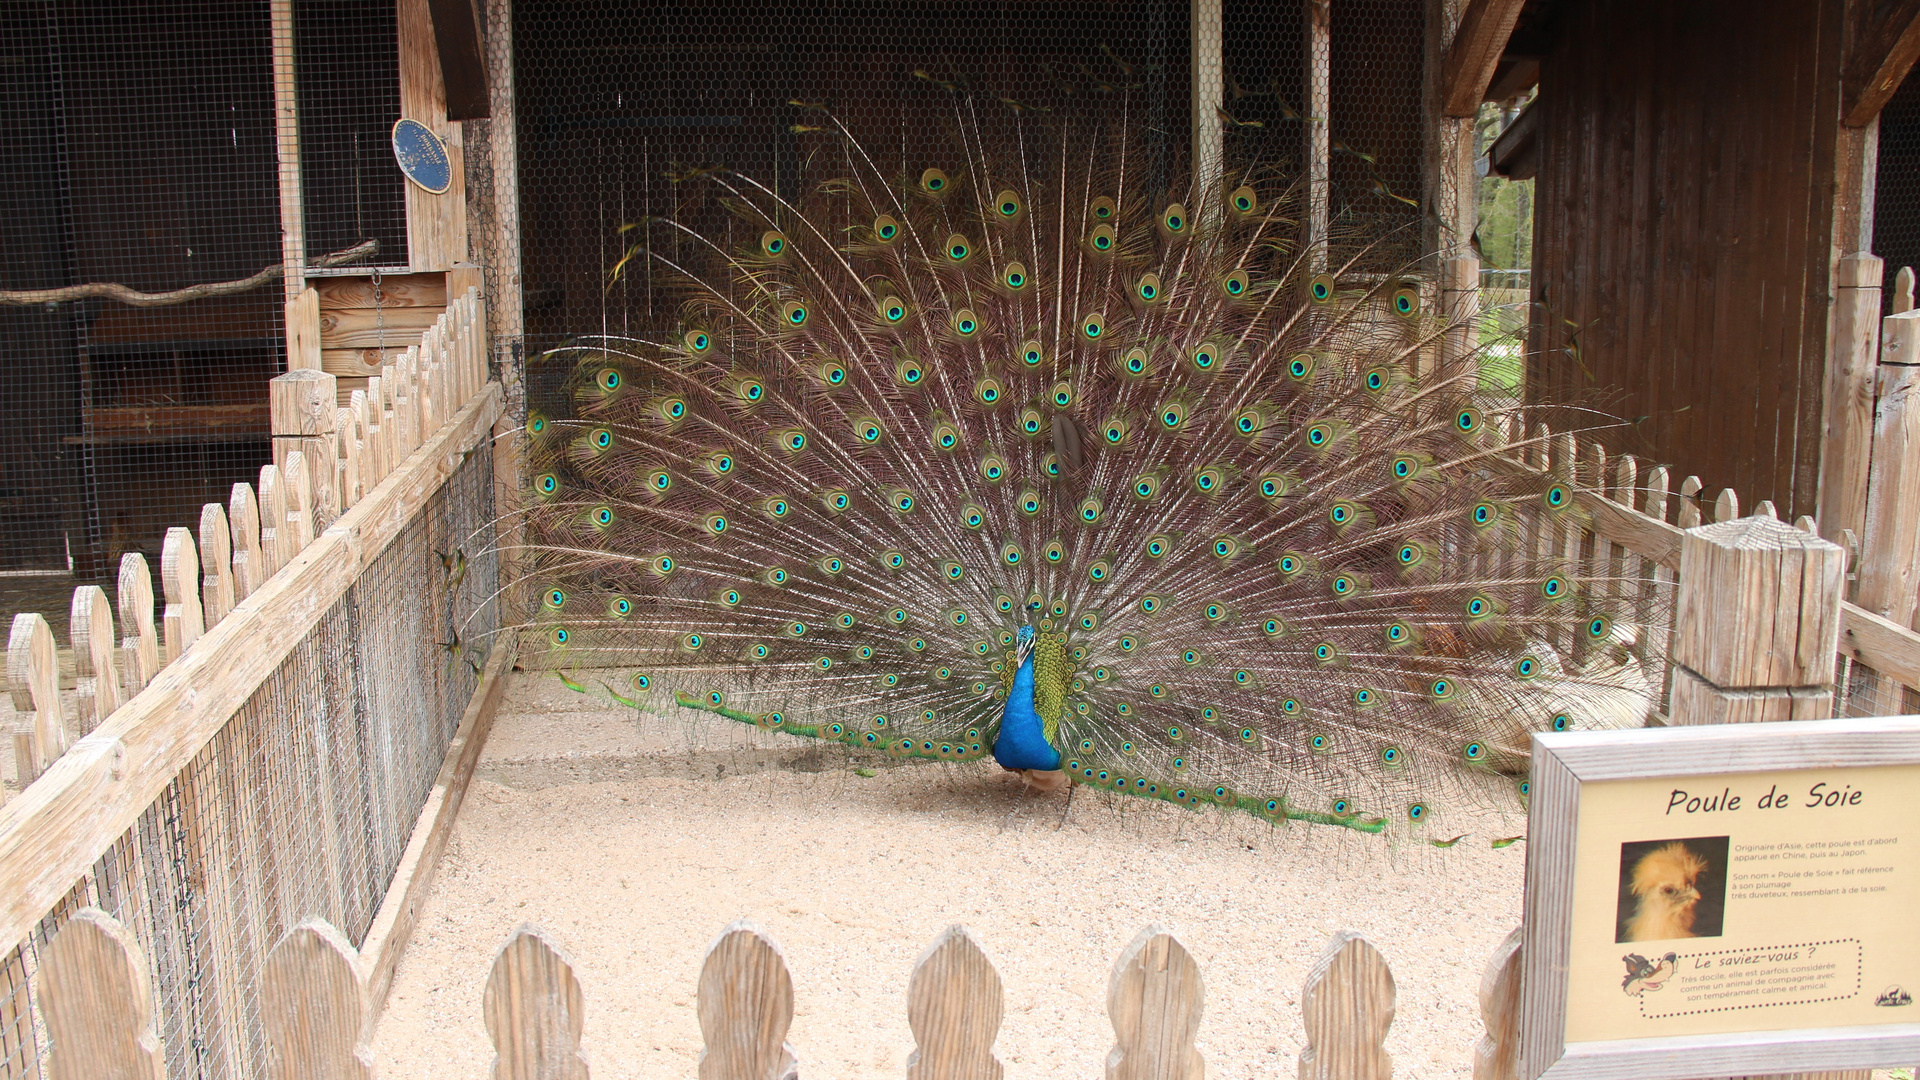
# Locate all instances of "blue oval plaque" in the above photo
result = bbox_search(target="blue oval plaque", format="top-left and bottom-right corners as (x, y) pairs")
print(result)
(391, 118), (451, 194)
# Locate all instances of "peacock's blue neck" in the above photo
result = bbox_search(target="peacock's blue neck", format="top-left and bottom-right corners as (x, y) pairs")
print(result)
(991, 651), (1062, 770)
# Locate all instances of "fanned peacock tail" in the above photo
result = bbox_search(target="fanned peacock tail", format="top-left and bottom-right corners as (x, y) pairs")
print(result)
(514, 99), (1654, 842)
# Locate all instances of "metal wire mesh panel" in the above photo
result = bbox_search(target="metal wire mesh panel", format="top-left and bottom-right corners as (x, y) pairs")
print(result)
(1877, 64), (1920, 311)
(0, 441), (496, 1080)
(0, 0), (409, 627)
(512, 0), (1424, 413)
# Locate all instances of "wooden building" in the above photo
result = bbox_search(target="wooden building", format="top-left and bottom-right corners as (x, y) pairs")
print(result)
(1481, 0), (1920, 536)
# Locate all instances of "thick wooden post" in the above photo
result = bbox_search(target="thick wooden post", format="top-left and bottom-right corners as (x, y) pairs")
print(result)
(1671, 517), (1845, 724)
(906, 926), (1004, 1080)
(271, 368), (340, 528)
(1305, 0), (1330, 273)
(1190, 0), (1223, 214)
(1106, 926), (1204, 1080)
(1441, 255), (1481, 369)
(1818, 253), (1884, 555)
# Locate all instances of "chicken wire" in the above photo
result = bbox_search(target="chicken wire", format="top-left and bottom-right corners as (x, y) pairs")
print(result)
(512, 0), (1427, 415)
(0, 0), (406, 627)
(0, 439), (496, 1080)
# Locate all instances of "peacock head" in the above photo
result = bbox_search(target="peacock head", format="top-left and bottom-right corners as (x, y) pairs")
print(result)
(1017, 625), (1035, 644)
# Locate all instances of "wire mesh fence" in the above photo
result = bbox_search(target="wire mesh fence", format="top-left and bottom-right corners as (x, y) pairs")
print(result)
(1876, 61), (1920, 311)
(0, 0), (406, 627)
(0, 439), (496, 1080)
(511, 0), (1427, 416)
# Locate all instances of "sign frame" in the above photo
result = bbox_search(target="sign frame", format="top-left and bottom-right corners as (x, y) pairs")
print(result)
(1519, 715), (1920, 1080)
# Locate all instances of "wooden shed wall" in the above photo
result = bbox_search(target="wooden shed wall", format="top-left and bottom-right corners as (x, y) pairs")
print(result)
(1527, 0), (1845, 519)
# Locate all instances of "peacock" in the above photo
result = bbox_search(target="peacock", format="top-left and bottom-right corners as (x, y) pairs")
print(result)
(515, 98), (1653, 843)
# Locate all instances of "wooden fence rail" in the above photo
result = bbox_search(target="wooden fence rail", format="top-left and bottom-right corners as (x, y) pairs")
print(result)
(43, 910), (1430, 1080)
(1, 286), (489, 803)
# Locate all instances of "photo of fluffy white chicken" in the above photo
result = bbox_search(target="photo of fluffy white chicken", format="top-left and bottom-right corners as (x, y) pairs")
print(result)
(1624, 842), (1708, 942)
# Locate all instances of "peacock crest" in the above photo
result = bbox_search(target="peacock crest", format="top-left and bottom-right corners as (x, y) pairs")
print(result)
(518, 99), (1652, 842)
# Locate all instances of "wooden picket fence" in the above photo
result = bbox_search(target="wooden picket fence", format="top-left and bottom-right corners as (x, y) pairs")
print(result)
(3, 286), (489, 796)
(33, 906), (1491, 1080)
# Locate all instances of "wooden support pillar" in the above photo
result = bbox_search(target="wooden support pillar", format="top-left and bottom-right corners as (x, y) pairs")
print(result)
(1306, 0), (1331, 273)
(1818, 254), (1884, 557)
(399, 0), (469, 271)
(1671, 517), (1845, 725)
(1442, 254), (1480, 367)
(286, 286), (322, 371)
(271, 368), (340, 529)
(270, 0), (306, 303)
(1190, 0), (1223, 215)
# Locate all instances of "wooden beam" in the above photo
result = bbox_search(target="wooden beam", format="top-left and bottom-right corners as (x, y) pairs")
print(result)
(1844, 0), (1920, 126)
(1841, 599), (1920, 690)
(0, 384), (503, 955)
(1442, 0), (1528, 117)
(428, 0), (490, 121)
(1488, 100), (1538, 179)
(360, 636), (511, 1015)
(1483, 56), (1540, 103)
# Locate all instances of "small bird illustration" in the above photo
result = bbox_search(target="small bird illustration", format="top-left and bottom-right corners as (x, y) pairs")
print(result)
(1620, 952), (1678, 995)
(519, 94), (1651, 841)
(1625, 843), (1708, 941)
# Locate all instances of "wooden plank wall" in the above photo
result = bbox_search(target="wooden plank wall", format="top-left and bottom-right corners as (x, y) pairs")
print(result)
(1527, 0), (1846, 520)
(317, 275), (449, 405)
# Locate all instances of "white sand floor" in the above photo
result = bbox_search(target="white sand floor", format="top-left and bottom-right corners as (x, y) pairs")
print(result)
(368, 672), (1541, 1080)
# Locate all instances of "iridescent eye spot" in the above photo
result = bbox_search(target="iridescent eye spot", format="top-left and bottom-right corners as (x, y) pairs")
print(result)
(1315, 644), (1332, 660)
(1288, 355), (1310, 379)
(877, 219), (898, 240)
(1007, 268), (1027, 289)
(1431, 679), (1452, 698)
(1588, 616), (1611, 638)
(1399, 545), (1419, 564)
(786, 432), (806, 451)
(1386, 623), (1407, 642)
(592, 429), (612, 449)
(1279, 556), (1299, 573)
(651, 471), (672, 491)
(1182, 650), (1199, 664)
(1263, 619), (1282, 636)
(552, 628), (569, 644)
(1465, 742), (1485, 760)
(948, 239), (969, 260)
(1468, 597), (1487, 616)
(1516, 656), (1538, 678)
(1236, 413), (1257, 434)
(546, 588), (566, 608)
(1366, 369), (1384, 390)
(1552, 713), (1572, 731)
(539, 475), (557, 494)
(885, 301), (906, 322)
(1542, 576), (1565, 598)
(1309, 733), (1326, 748)
(1546, 485), (1567, 508)
(1191, 346), (1216, 370)
(1393, 457), (1414, 478)
(1354, 688), (1373, 705)
(594, 507), (614, 526)
(1308, 425), (1329, 446)
(1381, 746), (1402, 765)
(1329, 504), (1350, 524)
(689, 332), (710, 352)
(1472, 503), (1494, 525)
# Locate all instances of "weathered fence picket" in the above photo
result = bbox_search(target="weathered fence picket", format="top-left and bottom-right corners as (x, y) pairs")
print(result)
(906, 925), (1004, 1080)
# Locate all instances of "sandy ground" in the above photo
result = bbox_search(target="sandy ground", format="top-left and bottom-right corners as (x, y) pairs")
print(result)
(369, 672), (1536, 1080)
